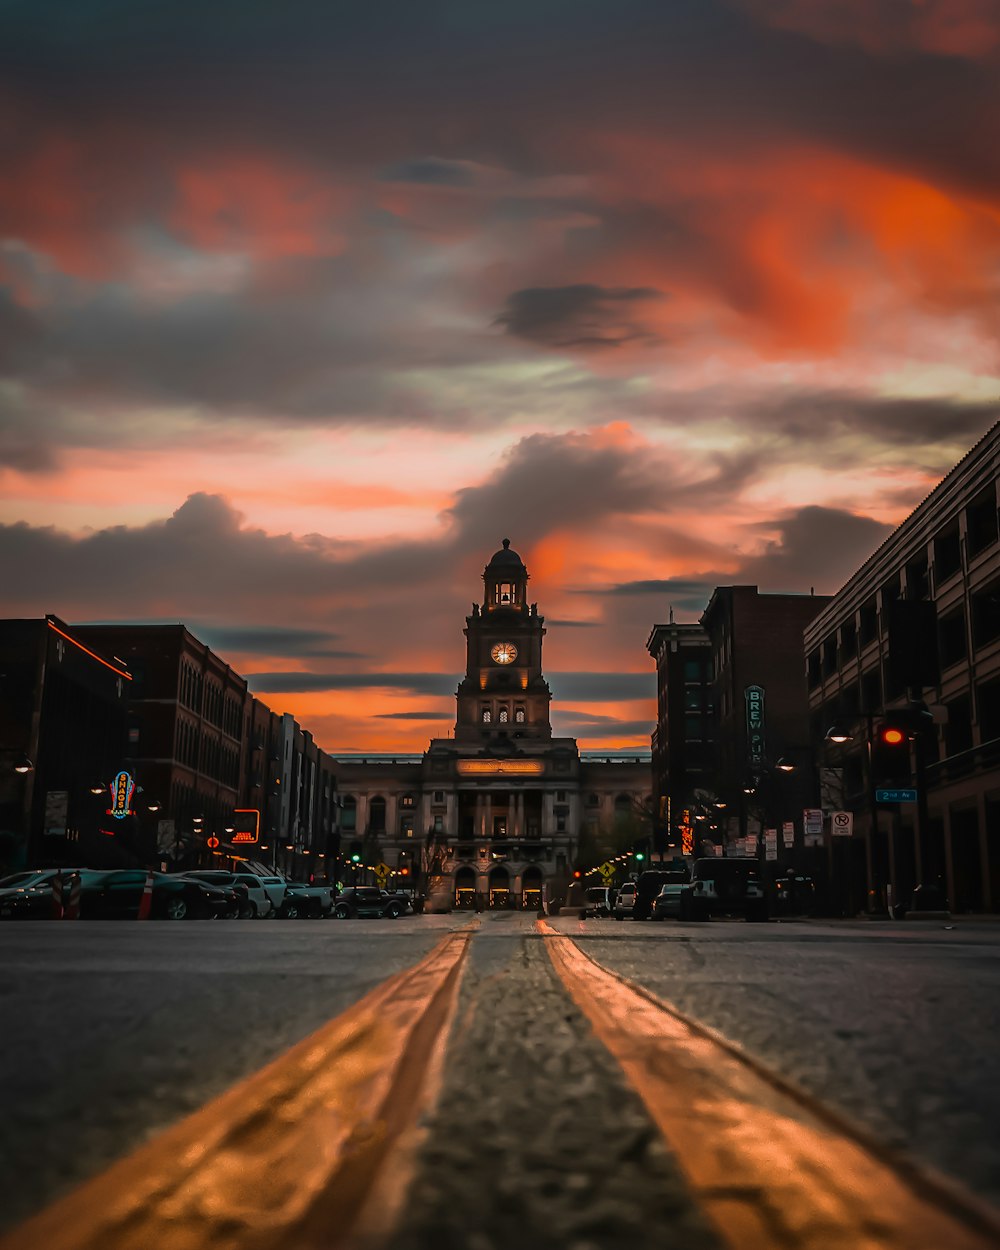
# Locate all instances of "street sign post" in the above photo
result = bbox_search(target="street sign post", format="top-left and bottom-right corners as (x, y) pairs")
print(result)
(875, 788), (918, 803)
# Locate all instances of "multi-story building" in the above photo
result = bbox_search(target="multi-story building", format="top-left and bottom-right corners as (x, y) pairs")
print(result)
(0, 616), (133, 870)
(701, 586), (831, 847)
(72, 624), (249, 864)
(804, 421), (1000, 914)
(645, 617), (715, 851)
(330, 541), (653, 908)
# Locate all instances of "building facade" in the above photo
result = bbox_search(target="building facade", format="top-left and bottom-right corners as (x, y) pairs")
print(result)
(0, 616), (133, 870)
(804, 422), (1000, 914)
(645, 618), (715, 853)
(331, 541), (653, 908)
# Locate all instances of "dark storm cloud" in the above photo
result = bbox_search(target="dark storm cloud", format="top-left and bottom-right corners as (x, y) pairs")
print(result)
(379, 158), (477, 187)
(741, 505), (893, 594)
(4, 1), (996, 199)
(446, 431), (677, 549)
(604, 579), (716, 598)
(747, 393), (1000, 470)
(247, 672), (458, 695)
(548, 673), (653, 701)
(496, 285), (664, 349)
(190, 626), (364, 660)
(547, 619), (601, 628)
(376, 710), (451, 720)
(555, 717), (656, 740)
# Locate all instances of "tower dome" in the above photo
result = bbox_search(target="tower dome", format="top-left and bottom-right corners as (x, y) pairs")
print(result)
(483, 538), (528, 611)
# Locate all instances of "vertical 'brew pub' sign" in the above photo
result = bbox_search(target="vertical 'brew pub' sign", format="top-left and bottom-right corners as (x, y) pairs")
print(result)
(107, 770), (136, 820)
(745, 685), (765, 765)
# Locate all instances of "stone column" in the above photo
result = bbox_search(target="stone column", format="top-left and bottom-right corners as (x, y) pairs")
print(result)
(484, 793), (493, 839)
(475, 793), (484, 839)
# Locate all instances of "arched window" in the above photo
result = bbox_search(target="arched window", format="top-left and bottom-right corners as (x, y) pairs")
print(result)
(499, 707), (508, 723)
(482, 706), (491, 723)
(515, 707), (525, 723)
(341, 796), (357, 831)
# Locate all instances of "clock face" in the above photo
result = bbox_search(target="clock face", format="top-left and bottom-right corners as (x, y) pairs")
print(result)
(490, 641), (518, 665)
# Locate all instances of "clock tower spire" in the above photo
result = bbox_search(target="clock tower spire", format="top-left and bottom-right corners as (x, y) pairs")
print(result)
(455, 540), (551, 743)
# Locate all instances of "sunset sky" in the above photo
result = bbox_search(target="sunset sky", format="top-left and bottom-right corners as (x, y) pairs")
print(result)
(2, 0), (999, 751)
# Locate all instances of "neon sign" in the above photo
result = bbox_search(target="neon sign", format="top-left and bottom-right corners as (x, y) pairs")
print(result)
(230, 808), (260, 844)
(107, 770), (135, 820)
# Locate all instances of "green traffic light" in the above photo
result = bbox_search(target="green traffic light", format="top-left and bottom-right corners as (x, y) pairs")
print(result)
(634, 852), (645, 861)
(350, 854), (361, 863)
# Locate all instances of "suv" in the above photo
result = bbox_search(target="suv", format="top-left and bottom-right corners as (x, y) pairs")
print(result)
(680, 858), (768, 922)
(333, 887), (405, 919)
(613, 882), (638, 919)
(580, 886), (613, 918)
(279, 881), (335, 918)
(229, 871), (276, 917)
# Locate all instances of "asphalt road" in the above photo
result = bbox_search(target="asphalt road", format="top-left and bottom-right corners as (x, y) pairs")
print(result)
(0, 916), (458, 1232)
(557, 914), (1000, 1207)
(1, 913), (998, 1241)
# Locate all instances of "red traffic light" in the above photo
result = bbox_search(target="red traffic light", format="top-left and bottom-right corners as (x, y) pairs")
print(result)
(880, 726), (906, 746)
(206, 835), (220, 848)
(572, 869), (582, 879)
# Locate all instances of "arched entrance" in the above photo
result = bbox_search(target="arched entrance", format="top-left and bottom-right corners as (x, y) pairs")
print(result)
(489, 865), (512, 909)
(521, 865), (543, 911)
(454, 865), (477, 909)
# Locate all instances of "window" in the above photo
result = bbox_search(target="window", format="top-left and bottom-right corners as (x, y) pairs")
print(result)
(481, 706), (491, 723)
(369, 797), (386, 833)
(861, 666), (882, 714)
(433, 790), (445, 803)
(556, 814), (566, 832)
(972, 580), (1000, 649)
(684, 689), (702, 711)
(822, 635), (837, 676)
(938, 608), (967, 670)
(944, 695), (972, 756)
(586, 793), (599, 807)
(906, 552), (930, 601)
(433, 815), (443, 833)
(807, 649), (822, 689)
(498, 582), (513, 604)
(934, 523), (962, 583)
(515, 707), (525, 723)
(400, 794), (416, 809)
(683, 659), (702, 681)
(499, 707), (508, 723)
(859, 598), (878, 646)
(967, 487), (998, 557)
(839, 620), (858, 661)
(556, 790), (566, 801)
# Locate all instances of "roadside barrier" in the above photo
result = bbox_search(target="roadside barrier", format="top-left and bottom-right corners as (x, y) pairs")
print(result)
(64, 873), (81, 921)
(136, 869), (154, 921)
(50, 870), (64, 920)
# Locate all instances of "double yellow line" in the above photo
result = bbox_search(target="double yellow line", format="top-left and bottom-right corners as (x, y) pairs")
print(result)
(4, 920), (998, 1250)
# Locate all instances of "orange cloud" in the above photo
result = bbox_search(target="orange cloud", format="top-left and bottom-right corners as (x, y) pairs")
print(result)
(734, 0), (1000, 59)
(579, 135), (1000, 356)
(170, 157), (352, 259)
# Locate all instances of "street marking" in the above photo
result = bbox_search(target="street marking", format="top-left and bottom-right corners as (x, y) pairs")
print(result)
(0, 930), (472, 1250)
(539, 920), (1000, 1250)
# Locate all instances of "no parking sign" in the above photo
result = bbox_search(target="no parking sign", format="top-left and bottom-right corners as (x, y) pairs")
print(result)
(831, 811), (854, 837)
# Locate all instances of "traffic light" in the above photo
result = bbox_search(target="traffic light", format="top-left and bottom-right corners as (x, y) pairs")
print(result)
(350, 853), (361, 863)
(633, 850), (645, 862)
(871, 720), (913, 787)
(572, 869), (582, 879)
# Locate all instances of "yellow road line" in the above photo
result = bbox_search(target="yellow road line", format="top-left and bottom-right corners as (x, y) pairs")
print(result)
(1, 930), (472, 1250)
(539, 920), (1000, 1250)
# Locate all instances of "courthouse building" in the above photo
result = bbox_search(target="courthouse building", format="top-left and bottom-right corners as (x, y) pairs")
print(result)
(331, 541), (651, 909)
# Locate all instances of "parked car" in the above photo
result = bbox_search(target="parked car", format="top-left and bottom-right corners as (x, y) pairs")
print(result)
(333, 887), (405, 919)
(239, 871), (287, 915)
(229, 871), (278, 917)
(580, 886), (613, 918)
(78, 870), (233, 920)
(634, 865), (692, 919)
(182, 871), (253, 918)
(678, 858), (769, 922)
(613, 881), (638, 920)
(0, 868), (93, 919)
(279, 881), (334, 918)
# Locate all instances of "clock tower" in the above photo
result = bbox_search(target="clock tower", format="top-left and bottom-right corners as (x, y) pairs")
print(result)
(455, 539), (552, 743)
